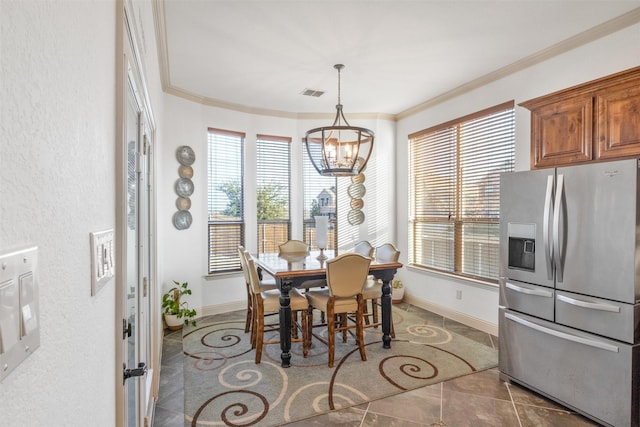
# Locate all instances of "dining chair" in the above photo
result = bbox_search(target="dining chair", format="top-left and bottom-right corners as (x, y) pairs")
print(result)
(278, 239), (309, 254)
(238, 246), (277, 334)
(242, 250), (309, 363)
(353, 240), (374, 258)
(305, 253), (371, 367)
(279, 239), (326, 292)
(361, 243), (400, 338)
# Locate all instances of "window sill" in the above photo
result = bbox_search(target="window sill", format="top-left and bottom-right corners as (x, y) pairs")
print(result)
(406, 264), (499, 290)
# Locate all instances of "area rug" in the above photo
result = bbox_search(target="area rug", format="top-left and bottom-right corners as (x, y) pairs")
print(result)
(182, 306), (498, 426)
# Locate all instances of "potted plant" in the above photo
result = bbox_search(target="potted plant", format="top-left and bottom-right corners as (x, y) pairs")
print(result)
(391, 279), (404, 303)
(162, 280), (197, 330)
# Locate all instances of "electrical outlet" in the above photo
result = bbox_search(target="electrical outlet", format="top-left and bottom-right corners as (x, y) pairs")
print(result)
(456, 290), (462, 300)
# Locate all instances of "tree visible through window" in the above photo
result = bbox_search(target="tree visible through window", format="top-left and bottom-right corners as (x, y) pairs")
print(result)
(207, 128), (245, 273)
(408, 101), (515, 281)
(256, 135), (291, 253)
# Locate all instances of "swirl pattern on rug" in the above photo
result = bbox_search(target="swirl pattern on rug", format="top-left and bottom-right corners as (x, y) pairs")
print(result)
(183, 307), (497, 426)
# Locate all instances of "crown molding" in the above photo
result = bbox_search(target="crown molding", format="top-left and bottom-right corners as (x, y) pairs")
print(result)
(154, 2), (640, 122)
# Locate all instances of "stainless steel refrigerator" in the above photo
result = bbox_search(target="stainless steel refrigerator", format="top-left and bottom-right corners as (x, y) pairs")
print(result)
(499, 158), (640, 427)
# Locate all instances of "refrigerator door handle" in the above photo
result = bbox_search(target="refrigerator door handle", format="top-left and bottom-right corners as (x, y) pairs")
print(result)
(553, 174), (564, 282)
(543, 175), (554, 280)
(506, 282), (554, 298)
(556, 294), (621, 313)
(505, 312), (619, 353)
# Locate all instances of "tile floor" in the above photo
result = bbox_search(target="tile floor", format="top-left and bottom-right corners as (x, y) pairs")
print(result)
(153, 305), (600, 427)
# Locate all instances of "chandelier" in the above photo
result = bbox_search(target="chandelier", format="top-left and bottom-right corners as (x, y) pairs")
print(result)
(304, 64), (374, 177)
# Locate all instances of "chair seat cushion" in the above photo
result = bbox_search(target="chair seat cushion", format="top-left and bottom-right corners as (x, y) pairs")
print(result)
(361, 279), (382, 299)
(262, 288), (307, 313)
(305, 289), (358, 313)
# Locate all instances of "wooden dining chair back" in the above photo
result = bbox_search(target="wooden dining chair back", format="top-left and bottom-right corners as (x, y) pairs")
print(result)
(375, 243), (400, 263)
(242, 250), (309, 363)
(362, 243), (400, 337)
(353, 240), (374, 258)
(237, 246), (254, 333)
(305, 253), (371, 367)
(238, 245), (277, 334)
(278, 239), (309, 254)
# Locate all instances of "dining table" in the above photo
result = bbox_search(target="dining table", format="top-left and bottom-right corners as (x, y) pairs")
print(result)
(253, 250), (403, 368)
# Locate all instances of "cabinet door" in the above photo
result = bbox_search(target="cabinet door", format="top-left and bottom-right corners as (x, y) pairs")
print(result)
(596, 83), (640, 160)
(531, 96), (593, 169)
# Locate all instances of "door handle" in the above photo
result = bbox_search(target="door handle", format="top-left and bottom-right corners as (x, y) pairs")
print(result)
(553, 174), (564, 282)
(123, 362), (147, 384)
(505, 312), (618, 353)
(556, 294), (621, 313)
(543, 174), (554, 280)
(505, 282), (553, 298)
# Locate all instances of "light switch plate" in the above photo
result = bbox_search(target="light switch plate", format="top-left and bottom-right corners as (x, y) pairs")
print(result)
(90, 229), (115, 296)
(0, 246), (39, 382)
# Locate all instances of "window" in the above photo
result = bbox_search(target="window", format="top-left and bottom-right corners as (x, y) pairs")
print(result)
(256, 134), (291, 253)
(303, 147), (337, 249)
(409, 101), (515, 281)
(207, 128), (245, 273)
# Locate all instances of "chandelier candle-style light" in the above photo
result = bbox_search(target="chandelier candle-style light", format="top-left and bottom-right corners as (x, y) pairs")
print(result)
(304, 64), (374, 177)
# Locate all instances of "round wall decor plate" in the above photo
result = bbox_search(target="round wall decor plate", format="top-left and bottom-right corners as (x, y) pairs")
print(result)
(176, 197), (192, 211)
(175, 178), (194, 197)
(173, 210), (193, 230)
(347, 182), (366, 199)
(350, 198), (364, 210)
(178, 165), (194, 179)
(351, 173), (365, 184)
(176, 145), (195, 166)
(348, 209), (365, 225)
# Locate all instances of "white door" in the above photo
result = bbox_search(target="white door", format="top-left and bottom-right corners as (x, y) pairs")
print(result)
(118, 9), (156, 425)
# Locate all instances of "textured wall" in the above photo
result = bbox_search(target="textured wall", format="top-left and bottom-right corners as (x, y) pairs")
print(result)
(0, 1), (117, 425)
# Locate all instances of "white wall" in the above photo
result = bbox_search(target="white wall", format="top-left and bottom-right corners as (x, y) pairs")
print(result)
(0, 2), (117, 425)
(395, 23), (640, 332)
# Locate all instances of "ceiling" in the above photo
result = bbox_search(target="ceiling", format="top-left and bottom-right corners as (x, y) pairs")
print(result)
(157, 1), (640, 118)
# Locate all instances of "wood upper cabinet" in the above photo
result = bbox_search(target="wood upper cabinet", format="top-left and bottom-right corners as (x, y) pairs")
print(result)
(597, 83), (640, 160)
(521, 66), (640, 169)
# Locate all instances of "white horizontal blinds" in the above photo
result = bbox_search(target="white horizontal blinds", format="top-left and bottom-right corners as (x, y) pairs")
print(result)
(256, 134), (291, 253)
(207, 128), (245, 273)
(303, 146), (337, 249)
(459, 106), (514, 278)
(409, 101), (514, 281)
(410, 126), (457, 271)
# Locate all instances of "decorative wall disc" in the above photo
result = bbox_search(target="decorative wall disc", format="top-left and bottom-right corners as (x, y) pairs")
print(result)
(175, 178), (194, 197)
(178, 165), (194, 179)
(348, 209), (365, 225)
(176, 197), (191, 211)
(176, 145), (195, 166)
(350, 198), (364, 210)
(173, 210), (193, 230)
(351, 173), (365, 184)
(347, 182), (366, 199)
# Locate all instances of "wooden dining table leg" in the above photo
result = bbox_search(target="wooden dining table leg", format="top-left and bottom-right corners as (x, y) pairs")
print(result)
(380, 277), (392, 349)
(278, 279), (292, 367)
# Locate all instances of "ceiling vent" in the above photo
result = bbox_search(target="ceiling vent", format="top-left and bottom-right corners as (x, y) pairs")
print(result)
(302, 89), (325, 97)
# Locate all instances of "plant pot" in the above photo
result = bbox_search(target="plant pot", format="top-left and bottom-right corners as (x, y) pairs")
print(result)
(164, 314), (183, 331)
(392, 286), (405, 303)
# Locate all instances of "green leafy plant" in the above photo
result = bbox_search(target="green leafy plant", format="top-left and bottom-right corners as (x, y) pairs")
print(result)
(162, 280), (197, 327)
(391, 279), (403, 289)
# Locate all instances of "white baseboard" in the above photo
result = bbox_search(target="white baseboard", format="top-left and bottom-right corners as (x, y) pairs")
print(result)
(199, 301), (246, 318)
(404, 294), (498, 337)
(198, 297), (499, 337)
